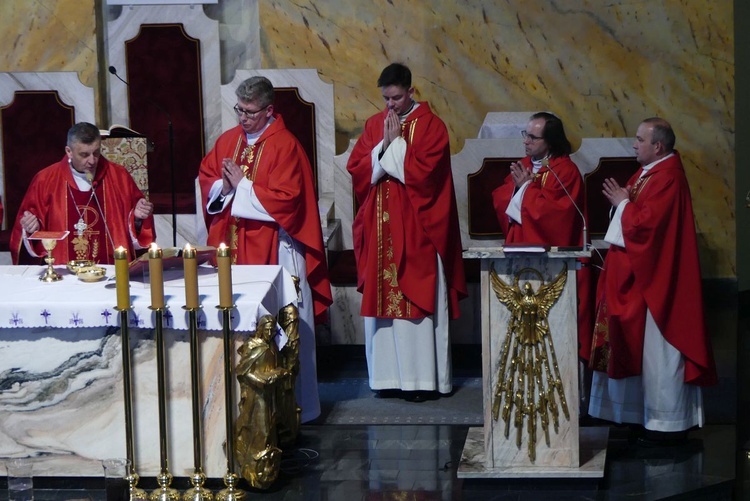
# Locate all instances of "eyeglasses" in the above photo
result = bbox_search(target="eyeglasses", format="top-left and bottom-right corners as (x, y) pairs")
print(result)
(233, 104), (269, 120)
(521, 130), (543, 142)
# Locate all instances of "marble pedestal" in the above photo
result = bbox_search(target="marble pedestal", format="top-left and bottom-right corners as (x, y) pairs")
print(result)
(458, 248), (606, 478)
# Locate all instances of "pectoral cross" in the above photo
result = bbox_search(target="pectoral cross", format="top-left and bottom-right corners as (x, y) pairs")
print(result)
(74, 218), (87, 236)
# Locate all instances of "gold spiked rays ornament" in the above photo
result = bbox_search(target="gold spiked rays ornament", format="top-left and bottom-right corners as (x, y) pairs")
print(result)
(489, 264), (570, 462)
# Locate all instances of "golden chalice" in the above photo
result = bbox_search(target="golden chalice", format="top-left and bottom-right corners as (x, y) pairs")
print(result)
(39, 238), (63, 282)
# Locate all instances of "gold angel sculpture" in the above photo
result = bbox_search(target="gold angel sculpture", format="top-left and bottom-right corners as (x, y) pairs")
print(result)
(490, 264), (570, 462)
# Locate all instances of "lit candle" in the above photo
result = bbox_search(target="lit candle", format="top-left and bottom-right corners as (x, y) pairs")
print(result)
(217, 243), (233, 308)
(183, 243), (199, 309)
(114, 246), (130, 310)
(148, 243), (165, 309)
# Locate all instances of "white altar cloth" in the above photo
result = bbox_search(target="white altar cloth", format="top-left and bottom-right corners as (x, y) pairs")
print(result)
(0, 264), (297, 332)
(0, 264), (297, 477)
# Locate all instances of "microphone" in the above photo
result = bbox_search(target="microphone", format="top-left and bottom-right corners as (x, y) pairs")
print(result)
(109, 65), (178, 247)
(542, 157), (588, 251)
(109, 66), (173, 122)
(85, 172), (97, 189)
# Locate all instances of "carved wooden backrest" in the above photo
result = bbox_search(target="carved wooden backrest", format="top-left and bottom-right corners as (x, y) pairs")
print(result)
(0, 91), (74, 252)
(584, 157), (641, 237)
(125, 23), (204, 214)
(273, 87), (318, 197)
(467, 158), (512, 238)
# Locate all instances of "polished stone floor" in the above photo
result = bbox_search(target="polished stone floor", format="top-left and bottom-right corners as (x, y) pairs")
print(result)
(3, 284), (748, 500)
(0, 422), (741, 500)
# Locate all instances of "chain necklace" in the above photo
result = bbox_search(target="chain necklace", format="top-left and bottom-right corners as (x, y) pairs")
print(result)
(67, 182), (96, 236)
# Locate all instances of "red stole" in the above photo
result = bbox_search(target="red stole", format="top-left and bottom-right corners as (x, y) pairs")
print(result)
(222, 136), (279, 266)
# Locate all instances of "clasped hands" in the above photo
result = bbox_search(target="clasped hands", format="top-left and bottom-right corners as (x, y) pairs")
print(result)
(509, 161), (535, 188)
(221, 158), (245, 195)
(601, 178), (630, 206)
(381, 108), (401, 151)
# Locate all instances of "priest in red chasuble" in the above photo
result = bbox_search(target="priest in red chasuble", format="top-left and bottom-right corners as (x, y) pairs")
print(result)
(588, 117), (717, 444)
(491, 113), (593, 366)
(198, 76), (332, 423)
(347, 63), (467, 402)
(10, 122), (155, 265)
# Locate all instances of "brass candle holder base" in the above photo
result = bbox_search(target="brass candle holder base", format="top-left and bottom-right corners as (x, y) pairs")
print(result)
(128, 472), (149, 500)
(215, 473), (245, 501)
(183, 470), (213, 501)
(149, 471), (180, 501)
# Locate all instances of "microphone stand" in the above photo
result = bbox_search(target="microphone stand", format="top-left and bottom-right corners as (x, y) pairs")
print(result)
(542, 158), (587, 251)
(167, 119), (176, 247)
(109, 65), (178, 247)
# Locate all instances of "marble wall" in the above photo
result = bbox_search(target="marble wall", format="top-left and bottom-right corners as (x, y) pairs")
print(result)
(0, 0), (736, 278)
(259, 0), (735, 278)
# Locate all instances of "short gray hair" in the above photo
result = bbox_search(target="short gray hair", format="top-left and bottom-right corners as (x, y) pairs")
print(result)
(235, 76), (274, 107)
(67, 122), (101, 147)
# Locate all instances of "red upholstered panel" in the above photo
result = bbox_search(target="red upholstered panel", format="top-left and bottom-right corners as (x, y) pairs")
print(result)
(467, 158), (512, 238)
(0, 91), (74, 251)
(125, 23), (205, 214)
(273, 87), (318, 198)
(584, 157), (640, 237)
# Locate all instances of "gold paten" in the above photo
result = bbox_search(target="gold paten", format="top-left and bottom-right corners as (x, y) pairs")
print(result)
(489, 264), (570, 462)
(67, 259), (95, 273)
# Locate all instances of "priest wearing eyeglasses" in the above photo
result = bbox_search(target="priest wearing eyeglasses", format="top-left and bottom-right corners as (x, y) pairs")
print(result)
(198, 76), (332, 423)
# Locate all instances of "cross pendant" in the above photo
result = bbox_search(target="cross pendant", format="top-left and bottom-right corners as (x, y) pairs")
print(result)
(74, 218), (86, 236)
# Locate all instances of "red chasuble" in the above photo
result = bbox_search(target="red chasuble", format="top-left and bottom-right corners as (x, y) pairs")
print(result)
(198, 116), (332, 323)
(347, 102), (467, 320)
(589, 152), (717, 386)
(491, 155), (584, 246)
(10, 156), (155, 265)
(491, 155), (593, 360)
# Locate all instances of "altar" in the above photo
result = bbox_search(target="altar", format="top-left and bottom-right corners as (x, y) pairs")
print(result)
(0, 264), (297, 478)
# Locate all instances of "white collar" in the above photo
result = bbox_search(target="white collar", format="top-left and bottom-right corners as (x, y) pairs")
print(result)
(640, 152), (675, 175)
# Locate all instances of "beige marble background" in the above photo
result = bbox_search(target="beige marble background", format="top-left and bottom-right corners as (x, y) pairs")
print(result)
(0, 0), (735, 277)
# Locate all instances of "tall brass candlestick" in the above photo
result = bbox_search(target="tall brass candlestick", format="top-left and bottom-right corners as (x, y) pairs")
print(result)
(114, 247), (148, 500)
(149, 308), (180, 501)
(149, 246), (179, 501)
(183, 245), (213, 501)
(216, 243), (244, 501)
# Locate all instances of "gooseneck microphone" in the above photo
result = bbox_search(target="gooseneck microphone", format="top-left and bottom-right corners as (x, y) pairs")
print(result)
(109, 65), (177, 247)
(541, 157), (588, 251)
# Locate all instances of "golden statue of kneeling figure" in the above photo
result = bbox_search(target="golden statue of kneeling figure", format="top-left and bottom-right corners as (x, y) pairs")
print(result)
(235, 314), (289, 489)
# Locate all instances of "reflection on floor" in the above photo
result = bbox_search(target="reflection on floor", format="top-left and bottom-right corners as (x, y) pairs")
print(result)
(1, 423), (740, 500)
